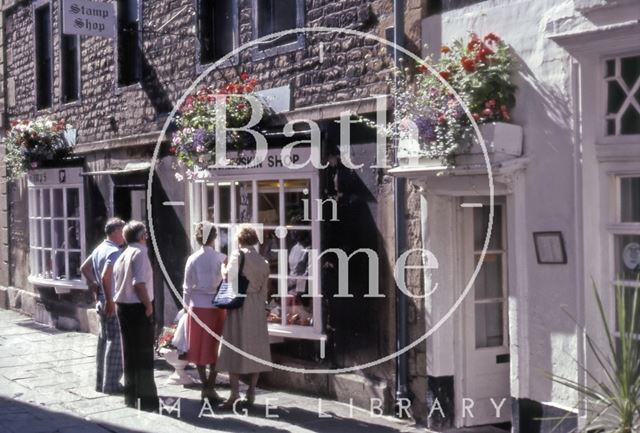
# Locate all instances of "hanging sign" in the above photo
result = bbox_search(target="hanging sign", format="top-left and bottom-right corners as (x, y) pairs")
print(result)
(62, 0), (116, 38)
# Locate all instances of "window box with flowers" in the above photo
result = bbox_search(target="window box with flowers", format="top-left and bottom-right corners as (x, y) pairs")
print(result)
(3, 116), (76, 181)
(385, 33), (523, 168)
(170, 73), (271, 181)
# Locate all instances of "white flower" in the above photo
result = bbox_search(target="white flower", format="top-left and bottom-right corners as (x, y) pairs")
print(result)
(174, 173), (184, 182)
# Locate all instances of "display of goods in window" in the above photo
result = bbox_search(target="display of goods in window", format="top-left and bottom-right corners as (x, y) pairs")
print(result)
(3, 116), (75, 181)
(171, 73), (271, 181)
(374, 32), (518, 166)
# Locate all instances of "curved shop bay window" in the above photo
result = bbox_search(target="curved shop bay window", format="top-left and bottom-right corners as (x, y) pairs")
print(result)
(191, 176), (320, 338)
(28, 169), (86, 289)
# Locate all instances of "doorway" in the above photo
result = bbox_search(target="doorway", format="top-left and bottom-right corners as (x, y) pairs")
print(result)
(461, 200), (511, 427)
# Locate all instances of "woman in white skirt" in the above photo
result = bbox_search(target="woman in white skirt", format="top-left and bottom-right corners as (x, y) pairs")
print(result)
(216, 225), (272, 408)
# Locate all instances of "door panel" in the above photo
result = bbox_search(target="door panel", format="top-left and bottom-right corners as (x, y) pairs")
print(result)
(463, 202), (511, 426)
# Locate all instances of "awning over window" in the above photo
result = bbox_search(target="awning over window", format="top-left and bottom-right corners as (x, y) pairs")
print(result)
(80, 162), (151, 176)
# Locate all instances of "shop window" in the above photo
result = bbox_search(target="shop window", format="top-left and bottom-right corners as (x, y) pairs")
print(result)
(117, 0), (141, 86)
(198, 0), (236, 64)
(473, 204), (507, 349)
(60, 30), (80, 103)
(191, 175), (322, 339)
(27, 169), (85, 289)
(613, 176), (640, 339)
(34, 2), (52, 109)
(253, 0), (304, 54)
(604, 55), (640, 136)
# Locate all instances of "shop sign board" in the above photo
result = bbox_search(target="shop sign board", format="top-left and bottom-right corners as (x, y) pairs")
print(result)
(62, 0), (116, 38)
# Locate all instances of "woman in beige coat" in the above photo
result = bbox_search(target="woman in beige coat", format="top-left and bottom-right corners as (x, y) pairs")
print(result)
(216, 225), (272, 407)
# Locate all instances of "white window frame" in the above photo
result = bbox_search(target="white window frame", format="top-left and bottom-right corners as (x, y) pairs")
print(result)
(27, 168), (87, 291)
(608, 173), (640, 339)
(189, 156), (324, 340)
(602, 53), (640, 138)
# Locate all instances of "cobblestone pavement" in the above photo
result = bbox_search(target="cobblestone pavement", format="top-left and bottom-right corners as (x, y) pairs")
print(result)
(0, 309), (426, 433)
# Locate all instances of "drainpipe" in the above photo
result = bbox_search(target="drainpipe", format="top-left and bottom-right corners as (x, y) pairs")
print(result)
(392, 0), (410, 412)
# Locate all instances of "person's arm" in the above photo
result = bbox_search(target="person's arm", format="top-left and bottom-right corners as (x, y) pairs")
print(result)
(131, 251), (153, 318)
(100, 263), (116, 317)
(80, 255), (99, 298)
(182, 258), (194, 310)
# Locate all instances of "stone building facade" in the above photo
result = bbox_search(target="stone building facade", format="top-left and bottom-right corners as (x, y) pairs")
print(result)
(0, 0), (430, 421)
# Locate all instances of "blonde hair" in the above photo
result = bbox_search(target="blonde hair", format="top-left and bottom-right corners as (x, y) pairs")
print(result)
(236, 224), (259, 247)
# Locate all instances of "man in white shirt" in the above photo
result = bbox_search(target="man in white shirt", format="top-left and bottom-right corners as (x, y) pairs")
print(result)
(113, 220), (158, 411)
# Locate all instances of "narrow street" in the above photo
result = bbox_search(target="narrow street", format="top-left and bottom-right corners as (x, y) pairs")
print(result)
(0, 309), (425, 433)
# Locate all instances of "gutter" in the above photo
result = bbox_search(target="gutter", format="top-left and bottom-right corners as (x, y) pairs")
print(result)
(392, 0), (410, 413)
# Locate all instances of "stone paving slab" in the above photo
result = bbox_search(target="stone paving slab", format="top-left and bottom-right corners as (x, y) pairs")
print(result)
(0, 309), (426, 433)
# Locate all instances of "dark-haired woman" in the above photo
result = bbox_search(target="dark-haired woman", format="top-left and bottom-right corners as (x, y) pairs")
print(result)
(183, 221), (227, 403)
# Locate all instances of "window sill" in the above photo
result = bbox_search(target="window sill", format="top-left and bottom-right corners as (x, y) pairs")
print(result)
(196, 55), (239, 75)
(268, 323), (325, 341)
(28, 275), (88, 293)
(115, 82), (142, 95)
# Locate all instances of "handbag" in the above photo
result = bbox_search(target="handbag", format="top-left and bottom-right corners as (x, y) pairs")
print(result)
(172, 310), (189, 354)
(212, 251), (249, 309)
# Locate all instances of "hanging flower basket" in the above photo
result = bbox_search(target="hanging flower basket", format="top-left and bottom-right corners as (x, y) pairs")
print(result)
(380, 32), (518, 166)
(171, 73), (270, 181)
(3, 116), (75, 181)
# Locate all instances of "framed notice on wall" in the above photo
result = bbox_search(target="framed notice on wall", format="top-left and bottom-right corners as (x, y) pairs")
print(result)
(533, 231), (567, 265)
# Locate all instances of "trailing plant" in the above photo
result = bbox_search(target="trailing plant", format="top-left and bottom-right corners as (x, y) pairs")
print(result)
(171, 73), (268, 181)
(370, 32), (517, 164)
(548, 283), (640, 432)
(3, 116), (74, 181)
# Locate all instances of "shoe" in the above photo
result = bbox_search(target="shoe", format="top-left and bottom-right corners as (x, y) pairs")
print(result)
(219, 396), (241, 411)
(244, 391), (255, 407)
(206, 389), (224, 403)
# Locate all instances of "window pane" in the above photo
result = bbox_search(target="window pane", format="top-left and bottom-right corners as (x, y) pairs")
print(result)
(44, 250), (52, 279)
(267, 279), (283, 324)
(621, 177), (640, 222)
(54, 220), (65, 249)
(218, 183), (231, 223)
(53, 189), (64, 217)
(606, 118), (616, 136)
(42, 189), (51, 217)
(206, 185), (215, 222)
(33, 221), (42, 247)
(54, 250), (66, 280)
(605, 59), (615, 78)
(35, 4), (52, 109)
(35, 189), (42, 216)
(259, 229), (280, 273)
(476, 302), (504, 348)
(216, 226), (229, 256)
(61, 34), (79, 102)
(67, 220), (81, 249)
(69, 252), (81, 280)
(607, 80), (625, 114)
(474, 254), (503, 300)
(284, 179), (310, 225)
(66, 189), (80, 218)
(235, 181), (253, 223)
(616, 287), (640, 335)
(620, 55), (640, 89)
(473, 205), (502, 251)
(34, 250), (42, 276)
(615, 234), (640, 281)
(258, 180), (280, 225)
(258, 0), (298, 47)
(43, 221), (51, 248)
(620, 106), (640, 135)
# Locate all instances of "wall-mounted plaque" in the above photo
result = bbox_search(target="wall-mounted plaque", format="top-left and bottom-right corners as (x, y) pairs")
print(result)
(533, 231), (567, 265)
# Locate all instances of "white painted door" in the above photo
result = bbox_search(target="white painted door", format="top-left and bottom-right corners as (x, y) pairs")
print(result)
(462, 202), (511, 426)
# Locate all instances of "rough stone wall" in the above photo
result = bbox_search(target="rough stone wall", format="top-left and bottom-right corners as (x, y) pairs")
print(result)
(2, 0), (408, 146)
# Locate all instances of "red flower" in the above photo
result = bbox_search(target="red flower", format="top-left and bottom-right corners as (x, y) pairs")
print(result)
(439, 70), (450, 80)
(440, 45), (450, 54)
(475, 45), (493, 63)
(461, 57), (476, 72)
(437, 115), (447, 125)
(472, 113), (480, 121)
(225, 83), (237, 94)
(417, 64), (428, 73)
(484, 32), (501, 43)
(9, 119), (17, 127)
(467, 33), (481, 51)
(240, 72), (250, 81)
(249, 79), (258, 87)
(481, 108), (493, 117)
(169, 145), (177, 155)
(237, 103), (247, 111)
